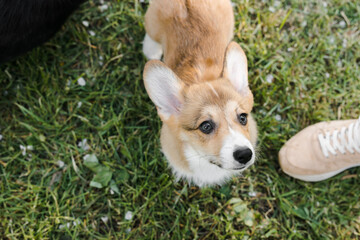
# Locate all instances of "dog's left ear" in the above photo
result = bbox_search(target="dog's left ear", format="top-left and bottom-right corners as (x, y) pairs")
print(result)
(222, 42), (250, 96)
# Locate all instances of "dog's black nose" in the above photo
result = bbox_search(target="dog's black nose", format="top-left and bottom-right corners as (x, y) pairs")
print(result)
(233, 147), (253, 164)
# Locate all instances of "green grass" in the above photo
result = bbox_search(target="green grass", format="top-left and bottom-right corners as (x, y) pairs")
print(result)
(0, 0), (359, 239)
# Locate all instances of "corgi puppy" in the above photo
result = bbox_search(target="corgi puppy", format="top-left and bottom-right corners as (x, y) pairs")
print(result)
(142, 0), (257, 187)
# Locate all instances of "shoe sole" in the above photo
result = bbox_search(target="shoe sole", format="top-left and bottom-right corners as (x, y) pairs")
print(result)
(282, 163), (360, 182)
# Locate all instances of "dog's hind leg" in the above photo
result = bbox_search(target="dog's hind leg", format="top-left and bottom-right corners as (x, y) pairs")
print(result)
(142, 33), (163, 60)
(142, 0), (166, 60)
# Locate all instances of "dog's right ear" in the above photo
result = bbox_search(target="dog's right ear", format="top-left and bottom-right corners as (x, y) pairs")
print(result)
(222, 42), (250, 96)
(143, 60), (183, 120)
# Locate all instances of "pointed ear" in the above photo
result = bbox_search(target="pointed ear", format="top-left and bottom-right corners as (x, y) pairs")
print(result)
(143, 60), (183, 119)
(222, 42), (250, 95)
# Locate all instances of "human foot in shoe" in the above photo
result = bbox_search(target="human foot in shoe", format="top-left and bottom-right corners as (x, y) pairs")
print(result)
(279, 117), (360, 182)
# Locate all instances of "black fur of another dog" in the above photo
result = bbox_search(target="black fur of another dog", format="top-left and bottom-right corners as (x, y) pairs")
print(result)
(0, 0), (85, 63)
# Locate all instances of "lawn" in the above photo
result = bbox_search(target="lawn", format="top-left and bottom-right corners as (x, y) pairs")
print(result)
(0, 0), (359, 239)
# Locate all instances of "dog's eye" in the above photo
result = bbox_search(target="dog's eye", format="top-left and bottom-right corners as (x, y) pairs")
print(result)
(199, 121), (214, 134)
(237, 113), (248, 126)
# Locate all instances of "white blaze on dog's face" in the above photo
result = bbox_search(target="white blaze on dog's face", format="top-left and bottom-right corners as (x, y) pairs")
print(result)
(143, 43), (257, 186)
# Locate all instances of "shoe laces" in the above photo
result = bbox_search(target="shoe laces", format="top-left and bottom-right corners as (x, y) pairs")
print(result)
(318, 117), (360, 158)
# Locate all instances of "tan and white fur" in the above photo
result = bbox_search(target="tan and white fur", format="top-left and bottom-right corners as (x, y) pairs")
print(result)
(142, 0), (257, 187)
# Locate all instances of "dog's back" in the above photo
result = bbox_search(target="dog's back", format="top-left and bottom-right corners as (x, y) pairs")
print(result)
(145, 0), (234, 83)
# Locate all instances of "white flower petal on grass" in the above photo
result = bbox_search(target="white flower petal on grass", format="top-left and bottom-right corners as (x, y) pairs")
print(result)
(125, 228), (131, 233)
(101, 216), (109, 224)
(83, 154), (90, 161)
(98, 4), (108, 12)
(301, 21), (307, 28)
(73, 219), (81, 226)
(325, 72), (330, 78)
(339, 20), (346, 28)
(99, 56), (104, 66)
(88, 30), (96, 37)
(0, 134), (3, 141)
(248, 191), (257, 197)
(275, 114), (282, 121)
(266, 74), (274, 83)
(27, 145), (34, 151)
(77, 77), (86, 86)
(336, 60), (342, 68)
(78, 139), (90, 151)
(57, 160), (65, 168)
(77, 101), (82, 108)
(110, 189), (114, 195)
(20, 145), (26, 156)
(59, 222), (71, 229)
(82, 20), (89, 27)
(125, 211), (133, 220)
(328, 36), (335, 44)
(269, 6), (275, 12)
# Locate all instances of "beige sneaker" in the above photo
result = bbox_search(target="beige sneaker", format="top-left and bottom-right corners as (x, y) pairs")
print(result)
(279, 117), (360, 182)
